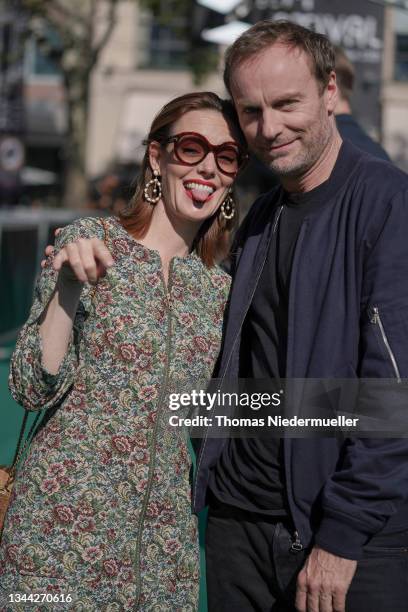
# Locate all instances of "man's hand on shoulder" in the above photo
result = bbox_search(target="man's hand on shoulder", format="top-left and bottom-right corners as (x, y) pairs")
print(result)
(295, 546), (357, 612)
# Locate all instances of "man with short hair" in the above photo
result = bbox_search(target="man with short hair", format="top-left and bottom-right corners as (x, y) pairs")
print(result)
(334, 46), (391, 161)
(193, 20), (408, 612)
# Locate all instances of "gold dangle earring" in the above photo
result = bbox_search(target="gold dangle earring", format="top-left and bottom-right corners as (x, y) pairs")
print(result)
(220, 189), (236, 220)
(143, 169), (162, 204)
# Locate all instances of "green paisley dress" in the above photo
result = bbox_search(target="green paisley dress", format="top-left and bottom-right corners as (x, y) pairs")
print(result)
(0, 216), (230, 611)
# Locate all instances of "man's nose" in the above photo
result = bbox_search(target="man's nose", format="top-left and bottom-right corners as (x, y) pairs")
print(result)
(259, 109), (283, 141)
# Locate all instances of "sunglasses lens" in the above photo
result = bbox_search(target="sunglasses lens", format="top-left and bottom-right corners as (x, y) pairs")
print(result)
(175, 136), (206, 164)
(216, 147), (240, 174)
(173, 134), (242, 175)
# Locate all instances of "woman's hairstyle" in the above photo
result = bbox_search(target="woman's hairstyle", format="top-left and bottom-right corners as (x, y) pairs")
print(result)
(224, 20), (335, 96)
(119, 91), (246, 267)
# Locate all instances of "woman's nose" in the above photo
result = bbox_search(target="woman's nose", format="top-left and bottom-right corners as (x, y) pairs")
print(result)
(197, 151), (217, 176)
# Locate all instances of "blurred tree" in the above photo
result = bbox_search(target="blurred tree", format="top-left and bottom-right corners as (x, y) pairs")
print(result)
(139, 0), (219, 84)
(21, 0), (217, 208)
(21, 0), (125, 208)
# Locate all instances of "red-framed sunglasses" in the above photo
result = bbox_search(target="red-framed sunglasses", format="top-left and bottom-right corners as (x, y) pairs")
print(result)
(162, 132), (248, 176)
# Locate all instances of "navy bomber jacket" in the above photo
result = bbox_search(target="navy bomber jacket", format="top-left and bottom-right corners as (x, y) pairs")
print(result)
(193, 141), (408, 560)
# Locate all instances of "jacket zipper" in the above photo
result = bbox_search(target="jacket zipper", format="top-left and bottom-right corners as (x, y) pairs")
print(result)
(370, 306), (401, 383)
(290, 530), (304, 553)
(282, 220), (308, 555)
(134, 260), (174, 607)
(272, 205), (284, 234)
(193, 205), (284, 511)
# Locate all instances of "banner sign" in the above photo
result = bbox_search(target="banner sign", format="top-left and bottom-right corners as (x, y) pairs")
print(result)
(199, 0), (386, 133)
(239, 0), (384, 65)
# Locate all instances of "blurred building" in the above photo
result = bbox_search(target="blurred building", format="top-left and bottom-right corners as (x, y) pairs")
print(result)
(382, 6), (408, 169)
(0, 1), (27, 205)
(21, 27), (66, 203)
(22, 0), (408, 190)
(85, 1), (223, 179)
(85, 1), (408, 176)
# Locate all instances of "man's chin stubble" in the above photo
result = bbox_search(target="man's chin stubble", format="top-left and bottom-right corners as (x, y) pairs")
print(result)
(265, 158), (310, 178)
(265, 147), (324, 178)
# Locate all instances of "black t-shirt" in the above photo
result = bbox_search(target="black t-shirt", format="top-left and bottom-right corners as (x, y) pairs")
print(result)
(209, 161), (338, 514)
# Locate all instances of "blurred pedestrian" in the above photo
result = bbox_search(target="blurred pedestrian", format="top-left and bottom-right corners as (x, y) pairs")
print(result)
(334, 46), (391, 161)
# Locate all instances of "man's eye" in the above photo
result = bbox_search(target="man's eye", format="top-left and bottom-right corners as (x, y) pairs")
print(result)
(277, 100), (298, 110)
(242, 107), (259, 115)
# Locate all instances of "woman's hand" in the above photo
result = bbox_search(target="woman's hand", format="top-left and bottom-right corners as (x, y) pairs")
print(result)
(53, 238), (115, 285)
(41, 229), (114, 285)
(41, 228), (61, 269)
(39, 236), (114, 374)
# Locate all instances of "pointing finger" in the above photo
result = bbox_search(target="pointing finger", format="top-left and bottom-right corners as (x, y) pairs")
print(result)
(92, 238), (115, 269)
(52, 248), (69, 272)
(64, 242), (88, 283)
(77, 239), (99, 284)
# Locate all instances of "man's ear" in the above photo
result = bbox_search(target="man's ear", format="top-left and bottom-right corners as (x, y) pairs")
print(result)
(148, 141), (161, 174)
(325, 70), (338, 115)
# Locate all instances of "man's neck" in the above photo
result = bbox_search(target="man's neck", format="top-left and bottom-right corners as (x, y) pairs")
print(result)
(282, 131), (343, 194)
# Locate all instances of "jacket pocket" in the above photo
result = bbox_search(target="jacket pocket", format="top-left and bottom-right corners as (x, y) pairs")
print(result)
(369, 305), (402, 382)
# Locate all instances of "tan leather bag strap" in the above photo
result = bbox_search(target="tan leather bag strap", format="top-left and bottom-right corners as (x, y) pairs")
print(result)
(10, 411), (29, 468)
(10, 410), (42, 473)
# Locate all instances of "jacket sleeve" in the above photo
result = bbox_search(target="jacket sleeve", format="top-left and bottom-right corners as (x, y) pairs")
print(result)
(8, 217), (104, 412)
(315, 188), (408, 560)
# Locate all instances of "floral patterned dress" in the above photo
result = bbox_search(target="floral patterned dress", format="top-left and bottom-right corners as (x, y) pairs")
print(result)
(0, 216), (230, 611)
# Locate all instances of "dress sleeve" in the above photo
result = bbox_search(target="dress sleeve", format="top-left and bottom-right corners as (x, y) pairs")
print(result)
(8, 216), (104, 411)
